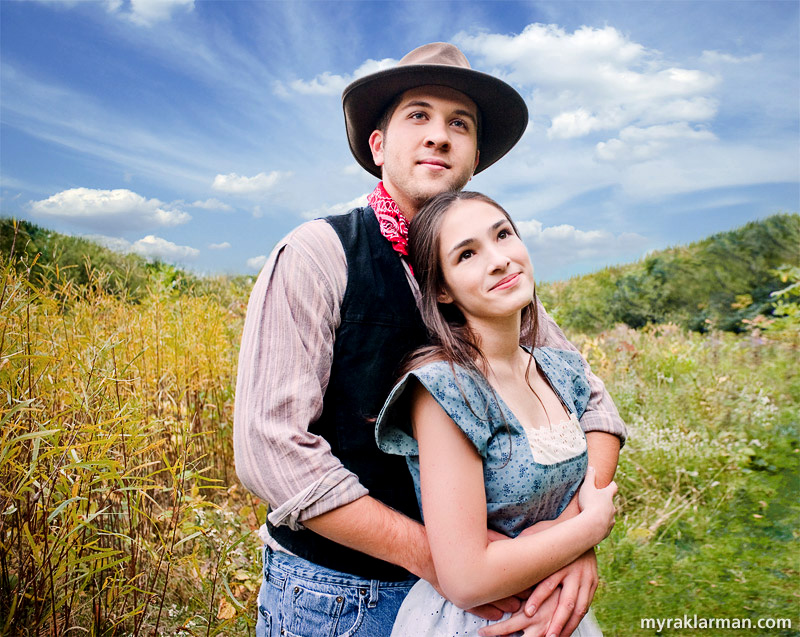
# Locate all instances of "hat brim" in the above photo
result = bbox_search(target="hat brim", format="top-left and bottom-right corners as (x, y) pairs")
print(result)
(343, 65), (529, 178)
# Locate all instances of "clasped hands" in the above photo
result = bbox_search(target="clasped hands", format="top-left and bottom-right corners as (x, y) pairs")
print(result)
(471, 535), (598, 637)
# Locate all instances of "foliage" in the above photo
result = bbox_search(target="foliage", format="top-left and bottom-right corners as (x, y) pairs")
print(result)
(760, 265), (800, 346)
(570, 324), (799, 635)
(539, 213), (800, 334)
(0, 254), (262, 635)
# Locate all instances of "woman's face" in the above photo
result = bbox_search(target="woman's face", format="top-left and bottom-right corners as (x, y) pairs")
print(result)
(436, 199), (534, 324)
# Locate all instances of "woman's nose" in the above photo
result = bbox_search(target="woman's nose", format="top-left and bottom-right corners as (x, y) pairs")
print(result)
(487, 247), (511, 272)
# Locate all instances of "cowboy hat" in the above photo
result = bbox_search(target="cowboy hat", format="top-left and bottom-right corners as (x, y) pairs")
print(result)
(342, 42), (528, 178)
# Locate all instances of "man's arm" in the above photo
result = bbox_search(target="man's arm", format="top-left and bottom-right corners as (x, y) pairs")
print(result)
(533, 297), (627, 444)
(233, 221), (368, 528)
(303, 495), (433, 582)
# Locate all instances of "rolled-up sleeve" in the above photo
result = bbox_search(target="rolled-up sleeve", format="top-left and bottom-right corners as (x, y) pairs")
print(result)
(533, 297), (627, 446)
(233, 221), (368, 530)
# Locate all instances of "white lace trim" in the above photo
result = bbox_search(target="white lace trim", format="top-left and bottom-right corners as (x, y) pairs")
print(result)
(523, 413), (586, 465)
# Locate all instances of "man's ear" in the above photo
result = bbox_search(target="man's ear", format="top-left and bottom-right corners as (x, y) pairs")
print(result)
(437, 287), (454, 304)
(473, 148), (480, 172)
(368, 130), (385, 168)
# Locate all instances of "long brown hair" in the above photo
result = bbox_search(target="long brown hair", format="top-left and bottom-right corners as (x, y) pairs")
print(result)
(401, 191), (539, 379)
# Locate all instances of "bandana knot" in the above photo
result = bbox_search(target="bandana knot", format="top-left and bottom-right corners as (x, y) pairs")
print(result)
(368, 182), (410, 261)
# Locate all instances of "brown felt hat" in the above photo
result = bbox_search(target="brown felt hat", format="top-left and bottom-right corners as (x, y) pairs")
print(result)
(342, 42), (529, 178)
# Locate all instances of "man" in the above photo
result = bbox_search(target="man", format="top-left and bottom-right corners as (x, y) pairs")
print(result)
(234, 43), (626, 637)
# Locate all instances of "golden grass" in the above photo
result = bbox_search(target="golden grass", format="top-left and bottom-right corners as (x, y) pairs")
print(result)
(1, 255), (262, 635)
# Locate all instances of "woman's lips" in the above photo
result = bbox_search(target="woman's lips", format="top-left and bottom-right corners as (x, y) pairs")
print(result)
(491, 272), (521, 291)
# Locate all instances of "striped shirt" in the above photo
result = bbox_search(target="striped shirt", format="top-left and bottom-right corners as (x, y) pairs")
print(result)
(233, 217), (626, 533)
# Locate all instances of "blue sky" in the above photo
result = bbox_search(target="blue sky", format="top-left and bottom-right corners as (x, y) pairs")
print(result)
(1, 0), (798, 281)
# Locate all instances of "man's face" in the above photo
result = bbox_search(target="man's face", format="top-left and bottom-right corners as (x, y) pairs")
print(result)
(369, 86), (480, 217)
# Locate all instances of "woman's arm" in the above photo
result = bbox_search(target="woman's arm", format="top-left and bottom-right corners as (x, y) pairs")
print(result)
(411, 384), (617, 610)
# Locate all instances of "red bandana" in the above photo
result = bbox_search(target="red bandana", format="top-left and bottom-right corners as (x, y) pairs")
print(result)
(368, 182), (410, 260)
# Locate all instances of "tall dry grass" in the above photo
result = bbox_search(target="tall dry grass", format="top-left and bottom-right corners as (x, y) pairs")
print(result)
(0, 248), (262, 635)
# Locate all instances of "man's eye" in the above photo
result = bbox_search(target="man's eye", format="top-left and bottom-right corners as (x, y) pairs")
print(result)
(451, 119), (467, 128)
(410, 112), (427, 120)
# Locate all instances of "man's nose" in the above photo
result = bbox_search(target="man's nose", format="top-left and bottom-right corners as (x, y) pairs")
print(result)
(423, 119), (451, 149)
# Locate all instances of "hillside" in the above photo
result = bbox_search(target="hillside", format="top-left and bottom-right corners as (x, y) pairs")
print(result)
(3, 213), (799, 334)
(538, 213), (800, 333)
(0, 217), (252, 304)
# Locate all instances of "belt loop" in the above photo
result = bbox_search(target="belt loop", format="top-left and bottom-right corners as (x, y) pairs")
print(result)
(367, 579), (379, 608)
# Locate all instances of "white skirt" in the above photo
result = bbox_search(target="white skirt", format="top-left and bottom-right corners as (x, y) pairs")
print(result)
(391, 580), (603, 637)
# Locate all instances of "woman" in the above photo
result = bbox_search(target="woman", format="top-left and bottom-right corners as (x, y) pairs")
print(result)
(375, 191), (617, 636)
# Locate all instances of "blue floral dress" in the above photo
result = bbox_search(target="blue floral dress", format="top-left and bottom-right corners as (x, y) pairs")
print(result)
(375, 347), (603, 636)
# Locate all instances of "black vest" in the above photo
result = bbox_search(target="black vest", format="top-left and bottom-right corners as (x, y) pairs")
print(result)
(268, 207), (428, 580)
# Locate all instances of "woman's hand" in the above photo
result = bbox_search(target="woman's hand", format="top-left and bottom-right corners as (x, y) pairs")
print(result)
(577, 466), (617, 542)
(478, 589), (560, 637)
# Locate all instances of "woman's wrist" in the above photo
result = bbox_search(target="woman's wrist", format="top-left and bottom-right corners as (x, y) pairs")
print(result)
(578, 507), (611, 546)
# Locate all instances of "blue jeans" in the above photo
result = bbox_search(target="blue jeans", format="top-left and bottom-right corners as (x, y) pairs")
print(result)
(256, 546), (418, 637)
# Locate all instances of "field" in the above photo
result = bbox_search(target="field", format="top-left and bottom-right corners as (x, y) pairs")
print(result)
(1, 251), (798, 635)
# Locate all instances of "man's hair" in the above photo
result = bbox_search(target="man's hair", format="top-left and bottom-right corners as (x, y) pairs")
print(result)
(376, 93), (406, 135)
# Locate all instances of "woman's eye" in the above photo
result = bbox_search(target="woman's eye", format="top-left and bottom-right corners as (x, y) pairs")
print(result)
(451, 119), (467, 128)
(410, 112), (427, 120)
(498, 229), (511, 239)
(458, 250), (474, 262)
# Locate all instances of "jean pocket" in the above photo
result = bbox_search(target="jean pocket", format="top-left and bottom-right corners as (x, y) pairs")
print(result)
(256, 604), (272, 637)
(281, 583), (364, 637)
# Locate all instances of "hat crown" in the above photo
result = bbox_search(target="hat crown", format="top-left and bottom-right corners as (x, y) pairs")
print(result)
(397, 42), (471, 70)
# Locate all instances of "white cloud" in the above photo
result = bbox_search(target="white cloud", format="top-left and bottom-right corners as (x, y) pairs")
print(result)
(212, 171), (291, 194)
(549, 108), (606, 139)
(516, 219), (648, 267)
(29, 188), (190, 231)
(246, 255), (267, 271)
(209, 241), (231, 250)
(85, 233), (199, 261)
(301, 193), (369, 220)
(105, 0), (195, 26)
(595, 122), (717, 163)
(455, 24), (720, 138)
(131, 234), (199, 260)
(281, 57), (397, 97)
(190, 198), (233, 211)
(85, 234), (133, 253)
(618, 142), (799, 200)
(701, 50), (763, 65)
(104, 0), (123, 12)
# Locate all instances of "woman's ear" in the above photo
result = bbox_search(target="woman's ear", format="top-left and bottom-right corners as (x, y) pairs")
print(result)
(437, 287), (454, 304)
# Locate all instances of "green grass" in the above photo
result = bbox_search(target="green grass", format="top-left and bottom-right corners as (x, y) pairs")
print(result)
(574, 326), (800, 636)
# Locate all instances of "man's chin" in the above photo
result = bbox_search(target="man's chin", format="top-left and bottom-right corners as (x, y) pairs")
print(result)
(417, 180), (466, 202)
